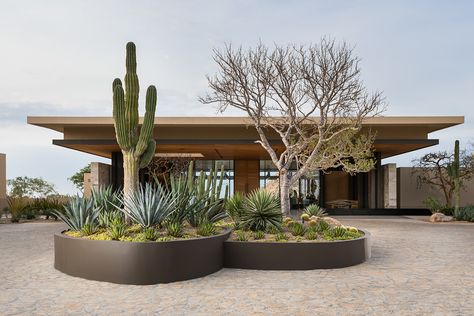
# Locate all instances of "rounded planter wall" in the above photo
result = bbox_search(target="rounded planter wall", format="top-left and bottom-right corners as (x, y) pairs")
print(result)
(224, 230), (371, 270)
(54, 229), (231, 285)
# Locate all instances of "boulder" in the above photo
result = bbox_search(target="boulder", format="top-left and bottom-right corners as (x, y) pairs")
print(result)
(322, 217), (343, 227)
(429, 212), (453, 223)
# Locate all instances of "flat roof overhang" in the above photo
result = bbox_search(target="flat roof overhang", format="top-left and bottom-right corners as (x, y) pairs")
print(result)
(28, 115), (463, 160)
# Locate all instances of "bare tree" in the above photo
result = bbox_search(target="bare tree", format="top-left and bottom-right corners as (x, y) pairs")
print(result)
(200, 39), (384, 214)
(412, 148), (474, 207)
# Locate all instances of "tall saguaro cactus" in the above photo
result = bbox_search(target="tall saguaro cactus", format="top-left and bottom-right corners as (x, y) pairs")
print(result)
(448, 140), (461, 213)
(112, 42), (157, 199)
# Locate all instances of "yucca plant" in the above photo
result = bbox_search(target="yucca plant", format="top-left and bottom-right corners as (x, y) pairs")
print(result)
(120, 183), (175, 228)
(54, 196), (99, 231)
(239, 189), (282, 232)
(304, 204), (327, 217)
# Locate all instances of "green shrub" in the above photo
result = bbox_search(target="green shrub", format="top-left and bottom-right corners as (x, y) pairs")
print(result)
(7, 197), (29, 222)
(225, 192), (244, 225)
(275, 232), (288, 242)
(108, 218), (127, 240)
(54, 196), (99, 231)
(290, 222), (306, 236)
(166, 222), (184, 237)
(239, 189), (282, 232)
(143, 227), (158, 240)
(197, 221), (216, 236)
(423, 197), (454, 215)
(120, 183), (174, 228)
(235, 230), (248, 241)
(305, 230), (318, 240)
(454, 205), (474, 222)
(304, 204), (327, 217)
(80, 223), (97, 236)
(253, 230), (265, 240)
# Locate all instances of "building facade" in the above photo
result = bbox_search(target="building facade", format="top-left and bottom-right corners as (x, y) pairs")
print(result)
(28, 116), (464, 211)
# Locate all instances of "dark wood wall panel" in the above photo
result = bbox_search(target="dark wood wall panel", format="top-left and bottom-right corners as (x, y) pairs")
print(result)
(234, 160), (260, 194)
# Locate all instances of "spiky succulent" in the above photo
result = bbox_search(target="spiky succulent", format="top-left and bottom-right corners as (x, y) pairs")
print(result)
(166, 222), (184, 237)
(304, 204), (327, 217)
(54, 196), (99, 232)
(235, 231), (248, 241)
(253, 231), (265, 240)
(328, 226), (347, 238)
(108, 218), (127, 240)
(290, 222), (306, 236)
(239, 189), (282, 232)
(196, 221), (216, 236)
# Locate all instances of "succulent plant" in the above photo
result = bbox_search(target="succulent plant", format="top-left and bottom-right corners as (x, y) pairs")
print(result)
(143, 227), (158, 240)
(225, 192), (245, 225)
(275, 232), (289, 242)
(304, 204), (327, 217)
(239, 189), (282, 232)
(80, 223), (97, 236)
(328, 226), (347, 238)
(300, 213), (310, 222)
(347, 226), (359, 233)
(112, 42), (157, 203)
(253, 230), (265, 240)
(108, 218), (127, 240)
(290, 222), (306, 236)
(196, 221), (217, 236)
(119, 182), (174, 228)
(316, 219), (330, 232)
(166, 222), (184, 238)
(308, 219), (318, 227)
(235, 230), (248, 241)
(54, 196), (100, 232)
(305, 230), (318, 240)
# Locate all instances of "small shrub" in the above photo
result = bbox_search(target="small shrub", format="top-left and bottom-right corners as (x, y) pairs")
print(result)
(166, 222), (184, 238)
(235, 230), (248, 241)
(80, 223), (97, 236)
(306, 230), (318, 240)
(304, 204), (327, 217)
(7, 197), (29, 222)
(275, 232), (288, 242)
(108, 218), (127, 240)
(197, 221), (217, 236)
(253, 230), (265, 240)
(143, 227), (158, 240)
(455, 205), (474, 222)
(290, 222), (306, 236)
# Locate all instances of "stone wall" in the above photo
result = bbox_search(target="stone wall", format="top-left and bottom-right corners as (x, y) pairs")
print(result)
(85, 162), (112, 195)
(383, 164), (397, 208)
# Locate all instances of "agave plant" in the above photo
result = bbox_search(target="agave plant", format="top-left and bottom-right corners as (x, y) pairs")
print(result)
(304, 204), (327, 217)
(239, 189), (282, 232)
(225, 192), (244, 224)
(54, 196), (99, 231)
(92, 186), (124, 227)
(120, 183), (175, 228)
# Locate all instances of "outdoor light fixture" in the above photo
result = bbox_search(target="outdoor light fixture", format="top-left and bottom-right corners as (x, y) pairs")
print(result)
(154, 153), (204, 158)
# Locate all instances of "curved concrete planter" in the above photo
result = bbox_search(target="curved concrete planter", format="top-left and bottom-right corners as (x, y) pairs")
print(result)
(54, 229), (231, 285)
(224, 230), (371, 270)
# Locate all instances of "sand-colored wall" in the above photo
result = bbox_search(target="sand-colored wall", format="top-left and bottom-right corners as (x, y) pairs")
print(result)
(0, 154), (6, 210)
(397, 167), (474, 208)
(83, 173), (92, 198)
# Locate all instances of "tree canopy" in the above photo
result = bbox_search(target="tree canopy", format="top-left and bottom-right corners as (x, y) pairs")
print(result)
(7, 176), (57, 198)
(68, 164), (91, 192)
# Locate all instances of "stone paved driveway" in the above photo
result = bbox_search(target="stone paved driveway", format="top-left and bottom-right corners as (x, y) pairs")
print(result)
(1, 217), (473, 315)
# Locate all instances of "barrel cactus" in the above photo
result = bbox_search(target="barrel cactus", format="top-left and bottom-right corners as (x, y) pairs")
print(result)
(112, 42), (157, 199)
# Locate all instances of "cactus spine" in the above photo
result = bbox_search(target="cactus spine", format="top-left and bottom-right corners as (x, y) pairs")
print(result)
(449, 140), (461, 212)
(112, 42), (157, 199)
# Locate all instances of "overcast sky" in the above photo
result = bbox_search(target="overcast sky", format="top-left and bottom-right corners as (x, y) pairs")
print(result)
(0, 0), (473, 194)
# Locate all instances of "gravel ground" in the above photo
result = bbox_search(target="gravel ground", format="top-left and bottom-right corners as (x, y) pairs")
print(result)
(0, 216), (473, 315)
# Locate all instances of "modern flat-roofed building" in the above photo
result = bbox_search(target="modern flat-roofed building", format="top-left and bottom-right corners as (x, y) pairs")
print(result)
(28, 116), (464, 212)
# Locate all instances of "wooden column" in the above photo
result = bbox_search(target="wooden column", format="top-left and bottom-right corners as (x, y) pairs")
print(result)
(234, 160), (259, 194)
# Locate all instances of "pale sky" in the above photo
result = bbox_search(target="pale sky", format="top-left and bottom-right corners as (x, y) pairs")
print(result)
(0, 0), (473, 194)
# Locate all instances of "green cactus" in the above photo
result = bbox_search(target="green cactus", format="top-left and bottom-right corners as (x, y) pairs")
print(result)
(448, 140), (460, 212)
(112, 42), (157, 199)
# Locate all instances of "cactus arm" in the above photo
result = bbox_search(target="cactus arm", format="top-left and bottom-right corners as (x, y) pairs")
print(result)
(113, 84), (131, 150)
(139, 139), (156, 169)
(136, 85), (157, 156)
(124, 42), (140, 149)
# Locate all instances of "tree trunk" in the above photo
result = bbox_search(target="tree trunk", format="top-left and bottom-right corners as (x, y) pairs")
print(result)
(122, 151), (139, 224)
(279, 169), (291, 215)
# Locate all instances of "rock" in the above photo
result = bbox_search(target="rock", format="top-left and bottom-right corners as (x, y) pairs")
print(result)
(322, 217), (343, 227)
(429, 212), (453, 223)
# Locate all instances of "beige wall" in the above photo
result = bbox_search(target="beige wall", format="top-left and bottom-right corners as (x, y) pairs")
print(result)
(383, 164), (397, 208)
(397, 167), (474, 208)
(83, 173), (92, 198)
(0, 154), (6, 210)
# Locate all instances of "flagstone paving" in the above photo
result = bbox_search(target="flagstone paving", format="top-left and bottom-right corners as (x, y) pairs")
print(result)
(0, 216), (473, 315)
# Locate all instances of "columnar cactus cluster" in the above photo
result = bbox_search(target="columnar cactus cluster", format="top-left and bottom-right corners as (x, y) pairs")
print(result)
(112, 42), (157, 197)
